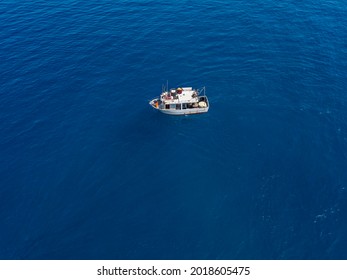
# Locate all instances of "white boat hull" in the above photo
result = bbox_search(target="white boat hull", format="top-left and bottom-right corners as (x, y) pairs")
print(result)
(149, 99), (209, 115)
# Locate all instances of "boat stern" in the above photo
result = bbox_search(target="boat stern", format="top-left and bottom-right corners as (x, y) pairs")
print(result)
(149, 98), (160, 109)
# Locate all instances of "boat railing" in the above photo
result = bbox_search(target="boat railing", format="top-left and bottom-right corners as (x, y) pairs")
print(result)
(197, 86), (206, 96)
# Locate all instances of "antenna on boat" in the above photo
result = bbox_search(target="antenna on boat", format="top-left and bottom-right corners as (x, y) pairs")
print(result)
(166, 80), (169, 93)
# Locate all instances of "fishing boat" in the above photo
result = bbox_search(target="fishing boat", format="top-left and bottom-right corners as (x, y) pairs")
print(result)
(149, 86), (209, 115)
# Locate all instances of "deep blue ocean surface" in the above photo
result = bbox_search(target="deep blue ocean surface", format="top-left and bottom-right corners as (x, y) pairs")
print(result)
(1, 0), (347, 259)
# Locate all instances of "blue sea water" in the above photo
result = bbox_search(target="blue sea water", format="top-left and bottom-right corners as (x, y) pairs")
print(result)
(1, 0), (347, 259)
